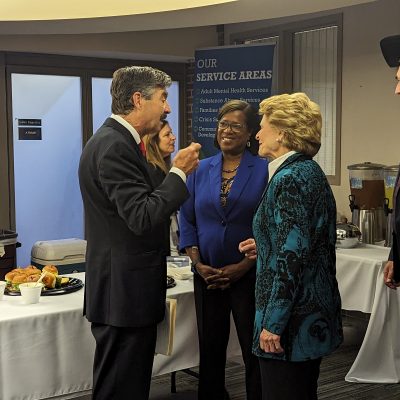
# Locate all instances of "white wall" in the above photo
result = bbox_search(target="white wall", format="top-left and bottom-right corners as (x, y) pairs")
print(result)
(0, 27), (218, 61)
(226, 0), (400, 220)
(335, 0), (399, 220)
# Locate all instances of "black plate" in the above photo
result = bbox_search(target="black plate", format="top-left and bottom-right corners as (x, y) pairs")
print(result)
(5, 277), (84, 296)
(167, 275), (176, 289)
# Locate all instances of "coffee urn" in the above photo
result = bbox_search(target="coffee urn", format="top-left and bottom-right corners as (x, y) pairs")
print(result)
(348, 162), (386, 244)
(383, 164), (399, 247)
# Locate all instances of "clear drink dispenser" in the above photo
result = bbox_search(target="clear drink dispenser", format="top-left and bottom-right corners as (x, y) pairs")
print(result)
(383, 164), (399, 247)
(384, 165), (399, 210)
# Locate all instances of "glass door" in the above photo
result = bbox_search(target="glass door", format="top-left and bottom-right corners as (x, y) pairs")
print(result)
(11, 73), (83, 265)
(92, 77), (180, 157)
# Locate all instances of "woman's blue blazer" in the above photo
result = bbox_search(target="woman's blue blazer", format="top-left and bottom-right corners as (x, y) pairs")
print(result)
(179, 149), (268, 268)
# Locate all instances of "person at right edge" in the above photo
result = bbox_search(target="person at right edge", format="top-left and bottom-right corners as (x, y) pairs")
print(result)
(239, 93), (343, 400)
(179, 99), (267, 400)
(381, 34), (400, 289)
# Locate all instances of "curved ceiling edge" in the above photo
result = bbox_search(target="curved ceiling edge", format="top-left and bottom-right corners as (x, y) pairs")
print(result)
(0, 0), (376, 35)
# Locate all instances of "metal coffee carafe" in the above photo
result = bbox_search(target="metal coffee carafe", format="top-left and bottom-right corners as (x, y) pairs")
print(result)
(360, 210), (375, 244)
(383, 165), (399, 247)
(348, 162), (386, 244)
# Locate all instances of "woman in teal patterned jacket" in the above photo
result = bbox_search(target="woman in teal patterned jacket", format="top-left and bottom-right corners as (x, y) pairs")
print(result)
(239, 93), (343, 400)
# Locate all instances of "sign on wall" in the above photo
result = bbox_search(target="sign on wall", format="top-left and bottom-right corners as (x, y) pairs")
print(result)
(192, 44), (275, 158)
(17, 118), (42, 140)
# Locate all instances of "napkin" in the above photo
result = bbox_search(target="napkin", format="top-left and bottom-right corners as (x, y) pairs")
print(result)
(155, 298), (177, 356)
(166, 266), (193, 280)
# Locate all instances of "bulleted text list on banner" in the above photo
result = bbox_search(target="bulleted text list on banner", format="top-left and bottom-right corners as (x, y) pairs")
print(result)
(192, 44), (275, 158)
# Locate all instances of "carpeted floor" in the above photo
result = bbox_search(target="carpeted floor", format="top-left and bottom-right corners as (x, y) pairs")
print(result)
(74, 344), (400, 399)
(148, 344), (400, 400)
(75, 315), (400, 400)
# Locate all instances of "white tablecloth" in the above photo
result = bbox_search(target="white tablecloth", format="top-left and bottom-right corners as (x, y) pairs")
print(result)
(4, 244), (395, 397)
(336, 244), (391, 313)
(335, 244), (400, 383)
(0, 273), (240, 400)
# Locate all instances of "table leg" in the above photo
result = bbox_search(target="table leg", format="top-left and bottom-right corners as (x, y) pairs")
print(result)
(170, 371), (177, 393)
(169, 369), (230, 398)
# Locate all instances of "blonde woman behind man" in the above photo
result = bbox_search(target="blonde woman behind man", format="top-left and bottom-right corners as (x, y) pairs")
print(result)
(143, 120), (180, 255)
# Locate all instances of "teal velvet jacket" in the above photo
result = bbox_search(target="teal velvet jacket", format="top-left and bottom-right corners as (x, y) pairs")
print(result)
(253, 153), (343, 362)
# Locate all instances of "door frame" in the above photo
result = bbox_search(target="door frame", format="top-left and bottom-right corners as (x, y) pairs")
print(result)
(0, 51), (187, 230)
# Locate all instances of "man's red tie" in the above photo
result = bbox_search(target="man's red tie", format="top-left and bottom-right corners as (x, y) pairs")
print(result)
(139, 141), (146, 157)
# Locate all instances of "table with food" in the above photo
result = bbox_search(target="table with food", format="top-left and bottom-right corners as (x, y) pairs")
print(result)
(0, 266), (241, 400)
(4, 264), (83, 296)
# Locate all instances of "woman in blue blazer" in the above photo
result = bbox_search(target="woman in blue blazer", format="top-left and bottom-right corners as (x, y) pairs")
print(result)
(240, 93), (343, 400)
(180, 100), (268, 400)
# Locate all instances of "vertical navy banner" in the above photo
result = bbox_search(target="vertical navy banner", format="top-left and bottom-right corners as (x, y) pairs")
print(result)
(192, 44), (275, 158)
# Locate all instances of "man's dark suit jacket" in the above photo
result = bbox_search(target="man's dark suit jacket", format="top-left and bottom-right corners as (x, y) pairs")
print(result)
(390, 169), (400, 282)
(78, 118), (189, 327)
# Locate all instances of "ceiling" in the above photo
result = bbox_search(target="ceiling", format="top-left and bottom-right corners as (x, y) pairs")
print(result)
(1, 0), (236, 21)
(0, 0), (377, 35)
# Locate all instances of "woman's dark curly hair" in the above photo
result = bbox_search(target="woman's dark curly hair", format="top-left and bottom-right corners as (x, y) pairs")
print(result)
(213, 99), (260, 155)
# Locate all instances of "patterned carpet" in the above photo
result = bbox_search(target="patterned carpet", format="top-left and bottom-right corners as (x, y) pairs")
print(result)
(75, 316), (400, 400)
(74, 344), (400, 400)
(148, 344), (400, 400)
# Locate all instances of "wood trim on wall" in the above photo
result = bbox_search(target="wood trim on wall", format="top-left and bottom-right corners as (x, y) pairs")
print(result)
(3, 52), (186, 80)
(0, 54), (10, 229)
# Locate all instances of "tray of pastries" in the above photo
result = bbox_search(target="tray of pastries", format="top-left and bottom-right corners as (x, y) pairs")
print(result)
(4, 265), (83, 296)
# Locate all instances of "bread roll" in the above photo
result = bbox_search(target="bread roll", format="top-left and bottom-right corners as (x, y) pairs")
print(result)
(24, 266), (40, 276)
(43, 265), (58, 276)
(10, 267), (25, 274)
(11, 274), (28, 290)
(26, 273), (41, 282)
(42, 273), (56, 289)
(5, 270), (25, 284)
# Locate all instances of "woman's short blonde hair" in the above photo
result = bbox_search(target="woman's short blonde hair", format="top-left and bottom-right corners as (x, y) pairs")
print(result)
(259, 92), (322, 157)
(143, 120), (171, 175)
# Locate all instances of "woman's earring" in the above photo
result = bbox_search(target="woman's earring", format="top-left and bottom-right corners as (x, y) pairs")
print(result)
(246, 141), (251, 147)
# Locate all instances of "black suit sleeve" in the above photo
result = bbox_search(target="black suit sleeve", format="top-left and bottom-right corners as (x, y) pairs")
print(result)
(99, 141), (188, 236)
(392, 235), (400, 282)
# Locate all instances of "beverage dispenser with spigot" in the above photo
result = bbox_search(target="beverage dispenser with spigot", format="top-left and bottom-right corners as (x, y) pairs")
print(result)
(383, 164), (399, 247)
(348, 162), (386, 244)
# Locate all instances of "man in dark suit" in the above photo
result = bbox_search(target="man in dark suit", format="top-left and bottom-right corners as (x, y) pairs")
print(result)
(78, 66), (200, 400)
(381, 35), (400, 289)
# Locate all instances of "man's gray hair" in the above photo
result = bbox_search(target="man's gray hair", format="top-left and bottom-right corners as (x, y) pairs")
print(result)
(111, 66), (172, 115)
